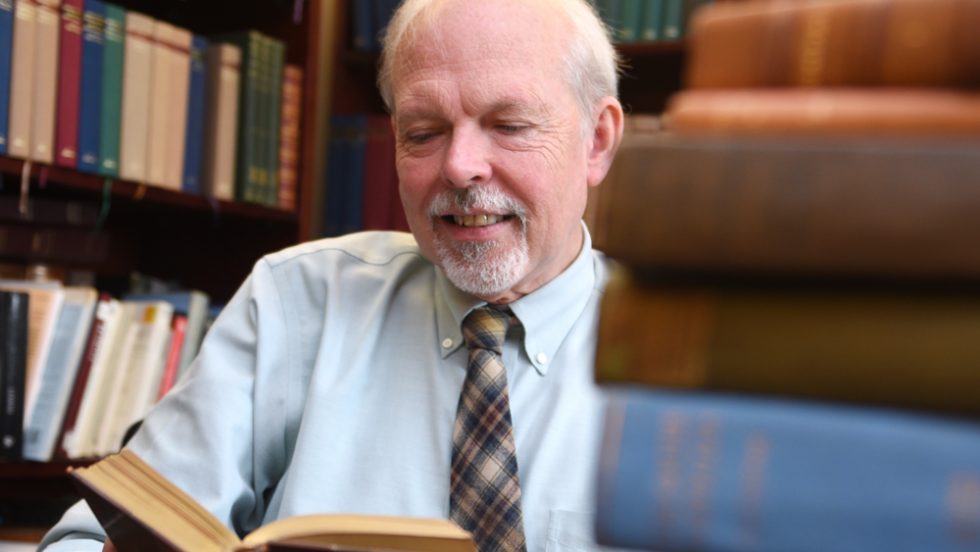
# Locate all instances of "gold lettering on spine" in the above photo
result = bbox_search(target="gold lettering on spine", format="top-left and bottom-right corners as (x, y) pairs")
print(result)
(797, 9), (831, 85)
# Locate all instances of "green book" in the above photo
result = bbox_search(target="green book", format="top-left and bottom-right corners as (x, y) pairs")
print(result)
(98, 3), (125, 177)
(639, 0), (664, 42)
(214, 31), (263, 204)
(662, 0), (682, 40)
(264, 35), (286, 207)
(618, 0), (642, 43)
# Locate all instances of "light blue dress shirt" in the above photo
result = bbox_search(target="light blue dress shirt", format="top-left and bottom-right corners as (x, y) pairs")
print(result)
(41, 227), (614, 551)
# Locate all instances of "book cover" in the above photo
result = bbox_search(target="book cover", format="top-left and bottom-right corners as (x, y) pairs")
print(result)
(98, 2), (124, 177)
(264, 34), (286, 207)
(596, 388), (980, 552)
(277, 64), (303, 211)
(77, 0), (106, 173)
(598, 136), (980, 280)
(31, 0), (62, 163)
(202, 42), (241, 201)
(0, 290), (29, 460)
(0, 0), (14, 155)
(685, 0), (980, 89)
(54, 0), (83, 168)
(144, 20), (173, 188)
(596, 268), (980, 418)
(7, 0), (37, 159)
(665, 88), (980, 136)
(118, 11), (154, 182)
(71, 449), (476, 551)
(182, 35), (209, 194)
(21, 286), (96, 461)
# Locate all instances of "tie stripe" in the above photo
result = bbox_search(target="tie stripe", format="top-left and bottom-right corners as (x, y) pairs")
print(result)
(451, 307), (527, 551)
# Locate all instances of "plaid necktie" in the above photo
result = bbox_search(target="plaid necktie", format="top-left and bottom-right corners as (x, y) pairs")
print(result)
(450, 306), (527, 551)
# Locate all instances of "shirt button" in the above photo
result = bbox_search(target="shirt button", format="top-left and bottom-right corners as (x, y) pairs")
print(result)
(442, 338), (454, 349)
(536, 352), (548, 364)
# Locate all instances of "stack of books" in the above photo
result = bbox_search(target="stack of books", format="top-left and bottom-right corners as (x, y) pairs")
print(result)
(591, 0), (980, 550)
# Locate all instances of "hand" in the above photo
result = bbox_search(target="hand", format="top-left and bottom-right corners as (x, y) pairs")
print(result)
(102, 538), (117, 552)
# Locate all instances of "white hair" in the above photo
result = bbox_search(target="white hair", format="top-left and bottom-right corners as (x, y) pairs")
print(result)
(377, 0), (621, 121)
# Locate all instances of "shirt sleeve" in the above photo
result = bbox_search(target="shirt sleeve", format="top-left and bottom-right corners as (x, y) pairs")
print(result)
(39, 257), (293, 548)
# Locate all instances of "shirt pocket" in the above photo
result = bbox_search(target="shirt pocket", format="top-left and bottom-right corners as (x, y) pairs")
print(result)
(546, 510), (631, 552)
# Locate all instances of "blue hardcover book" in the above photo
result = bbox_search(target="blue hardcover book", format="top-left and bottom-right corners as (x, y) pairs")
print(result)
(77, 0), (106, 173)
(597, 388), (980, 552)
(323, 114), (367, 236)
(182, 35), (208, 194)
(351, 0), (374, 52)
(0, 0), (14, 155)
(323, 115), (350, 237)
(344, 114), (367, 234)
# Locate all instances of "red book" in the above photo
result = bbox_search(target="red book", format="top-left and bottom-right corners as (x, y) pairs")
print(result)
(361, 114), (397, 230)
(54, 0), (83, 167)
(156, 314), (187, 401)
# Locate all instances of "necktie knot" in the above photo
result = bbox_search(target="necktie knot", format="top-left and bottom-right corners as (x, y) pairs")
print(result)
(462, 306), (514, 355)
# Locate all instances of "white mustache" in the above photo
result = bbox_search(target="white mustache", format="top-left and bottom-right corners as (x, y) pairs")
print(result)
(428, 186), (528, 221)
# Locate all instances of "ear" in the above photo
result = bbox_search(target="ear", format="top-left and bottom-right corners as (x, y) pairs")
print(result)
(586, 97), (625, 187)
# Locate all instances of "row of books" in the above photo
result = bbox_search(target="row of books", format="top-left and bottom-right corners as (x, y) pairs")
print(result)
(322, 114), (409, 237)
(592, 0), (713, 44)
(0, 0), (303, 210)
(590, 0), (980, 550)
(0, 278), (212, 462)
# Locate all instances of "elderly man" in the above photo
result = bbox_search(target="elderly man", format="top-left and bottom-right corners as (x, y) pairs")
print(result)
(41, 0), (624, 550)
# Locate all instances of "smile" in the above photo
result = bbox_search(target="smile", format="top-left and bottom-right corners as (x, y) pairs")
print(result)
(446, 214), (513, 227)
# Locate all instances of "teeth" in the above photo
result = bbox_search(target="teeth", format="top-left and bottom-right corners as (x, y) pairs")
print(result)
(453, 214), (503, 227)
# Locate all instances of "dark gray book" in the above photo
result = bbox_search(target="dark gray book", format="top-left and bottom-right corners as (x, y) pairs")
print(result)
(0, 289), (28, 460)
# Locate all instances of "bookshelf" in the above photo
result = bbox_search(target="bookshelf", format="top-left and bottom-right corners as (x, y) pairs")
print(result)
(0, 0), (335, 537)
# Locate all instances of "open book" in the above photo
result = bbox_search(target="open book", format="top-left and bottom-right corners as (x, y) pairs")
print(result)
(68, 449), (475, 551)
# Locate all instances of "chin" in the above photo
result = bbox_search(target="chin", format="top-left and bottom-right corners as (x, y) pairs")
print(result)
(437, 238), (530, 300)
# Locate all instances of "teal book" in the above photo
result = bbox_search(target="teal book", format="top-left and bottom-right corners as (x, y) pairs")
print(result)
(597, 388), (980, 552)
(98, 3), (125, 177)
(618, 0), (642, 43)
(662, 0), (683, 40)
(262, 34), (286, 207)
(639, 0), (664, 41)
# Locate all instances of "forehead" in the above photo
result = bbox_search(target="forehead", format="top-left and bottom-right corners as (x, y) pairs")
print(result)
(390, 0), (572, 109)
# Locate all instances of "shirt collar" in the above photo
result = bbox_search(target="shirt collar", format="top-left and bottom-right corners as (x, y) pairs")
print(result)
(434, 221), (599, 376)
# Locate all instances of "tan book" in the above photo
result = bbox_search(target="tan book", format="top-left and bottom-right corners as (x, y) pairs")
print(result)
(203, 43), (242, 201)
(31, 0), (61, 163)
(278, 64), (303, 211)
(163, 26), (193, 191)
(665, 88), (980, 136)
(144, 20), (173, 187)
(118, 11), (154, 182)
(7, 0), (37, 159)
(70, 449), (476, 552)
(685, 0), (980, 89)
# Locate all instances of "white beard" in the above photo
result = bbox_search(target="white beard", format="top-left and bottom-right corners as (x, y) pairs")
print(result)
(428, 187), (529, 297)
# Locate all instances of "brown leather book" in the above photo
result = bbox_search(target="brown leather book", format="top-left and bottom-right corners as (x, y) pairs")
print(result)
(664, 88), (980, 136)
(685, 0), (980, 89)
(596, 135), (980, 280)
(595, 267), (980, 418)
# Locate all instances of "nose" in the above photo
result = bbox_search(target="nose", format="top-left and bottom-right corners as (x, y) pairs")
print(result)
(441, 124), (491, 188)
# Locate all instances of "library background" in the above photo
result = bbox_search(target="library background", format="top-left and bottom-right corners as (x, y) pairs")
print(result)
(2, 0), (980, 550)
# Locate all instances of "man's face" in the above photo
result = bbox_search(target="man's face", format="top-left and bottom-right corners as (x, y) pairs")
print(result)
(390, 1), (593, 304)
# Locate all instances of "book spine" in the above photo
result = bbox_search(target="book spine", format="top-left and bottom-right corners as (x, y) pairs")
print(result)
(77, 0), (105, 173)
(22, 290), (95, 461)
(361, 114), (394, 230)
(617, 0), (642, 43)
(0, 0), (14, 155)
(203, 43), (241, 201)
(225, 32), (262, 203)
(596, 388), (980, 552)
(686, 0), (980, 88)
(0, 291), (28, 460)
(144, 20), (171, 188)
(182, 35), (209, 194)
(599, 137), (980, 279)
(596, 269), (980, 417)
(277, 64), (303, 211)
(118, 11), (154, 182)
(265, 36), (285, 207)
(31, 0), (61, 163)
(665, 88), (980, 136)
(639, 0), (663, 42)
(661, 0), (682, 40)
(157, 314), (187, 400)
(162, 25), (192, 191)
(343, 115), (368, 234)
(98, 2), (124, 177)
(54, 0), (83, 167)
(7, 0), (37, 159)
